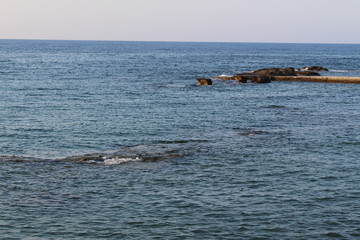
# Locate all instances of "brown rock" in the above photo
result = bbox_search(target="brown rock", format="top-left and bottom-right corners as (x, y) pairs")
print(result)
(235, 75), (259, 83)
(252, 67), (297, 76)
(251, 75), (272, 84)
(213, 75), (241, 80)
(197, 78), (212, 85)
(233, 67), (296, 83)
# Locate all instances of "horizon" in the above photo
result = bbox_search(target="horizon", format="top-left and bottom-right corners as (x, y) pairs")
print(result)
(1, 0), (360, 44)
(1, 38), (360, 45)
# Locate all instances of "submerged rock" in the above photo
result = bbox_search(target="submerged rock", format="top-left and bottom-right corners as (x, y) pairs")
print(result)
(239, 130), (270, 136)
(0, 155), (42, 162)
(60, 153), (104, 163)
(59, 142), (200, 164)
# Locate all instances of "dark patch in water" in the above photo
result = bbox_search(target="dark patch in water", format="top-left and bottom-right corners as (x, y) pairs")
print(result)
(0, 155), (43, 162)
(342, 141), (360, 146)
(156, 139), (209, 144)
(324, 232), (344, 238)
(262, 105), (286, 109)
(238, 130), (271, 136)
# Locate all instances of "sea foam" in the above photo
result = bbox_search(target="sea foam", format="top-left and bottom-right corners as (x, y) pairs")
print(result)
(103, 156), (142, 165)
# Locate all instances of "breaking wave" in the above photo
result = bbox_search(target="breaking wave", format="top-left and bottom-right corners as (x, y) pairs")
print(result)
(1, 141), (202, 165)
(330, 69), (359, 73)
(103, 157), (142, 165)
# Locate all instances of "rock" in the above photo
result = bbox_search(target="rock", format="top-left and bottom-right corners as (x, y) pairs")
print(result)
(236, 77), (247, 84)
(251, 75), (272, 84)
(281, 67), (298, 76)
(232, 67), (296, 84)
(60, 153), (104, 162)
(295, 71), (320, 76)
(252, 67), (297, 76)
(235, 75), (259, 83)
(197, 78), (212, 85)
(213, 75), (246, 80)
(213, 73), (272, 84)
(301, 66), (329, 71)
(213, 76), (237, 80)
(211, 66), (327, 85)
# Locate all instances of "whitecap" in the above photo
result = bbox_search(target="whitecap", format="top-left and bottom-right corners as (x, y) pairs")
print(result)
(219, 74), (233, 77)
(330, 69), (351, 73)
(103, 157), (141, 165)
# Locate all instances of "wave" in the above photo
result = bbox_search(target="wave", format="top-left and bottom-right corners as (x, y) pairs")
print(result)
(1, 141), (202, 165)
(219, 74), (233, 77)
(329, 69), (359, 73)
(103, 157), (142, 165)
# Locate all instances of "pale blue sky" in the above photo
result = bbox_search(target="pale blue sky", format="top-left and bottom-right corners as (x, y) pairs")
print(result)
(1, 0), (360, 43)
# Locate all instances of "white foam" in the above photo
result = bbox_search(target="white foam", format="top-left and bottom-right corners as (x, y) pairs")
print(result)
(330, 69), (350, 73)
(103, 157), (141, 165)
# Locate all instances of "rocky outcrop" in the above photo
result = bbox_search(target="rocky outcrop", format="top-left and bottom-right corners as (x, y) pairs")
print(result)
(213, 68), (296, 84)
(301, 66), (329, 71)
(235, 75), (271, 84)
(213, 75), (241, 80)
(197, 78), (212, 85)
(251, 75), (272, 84)
(234, 67), (296, 84)
(210, 66), (331, 84)
(234, 75), (259, 83)
(251, 67), (297, 77)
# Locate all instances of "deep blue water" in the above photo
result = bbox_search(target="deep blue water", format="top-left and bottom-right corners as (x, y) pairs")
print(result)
(1, 40), (360, 239)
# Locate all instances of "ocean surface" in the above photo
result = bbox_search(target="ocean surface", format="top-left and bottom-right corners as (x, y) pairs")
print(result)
(0, 40), (359, 239)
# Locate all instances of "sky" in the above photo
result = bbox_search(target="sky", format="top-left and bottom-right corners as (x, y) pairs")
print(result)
(1, 0), (360, 43)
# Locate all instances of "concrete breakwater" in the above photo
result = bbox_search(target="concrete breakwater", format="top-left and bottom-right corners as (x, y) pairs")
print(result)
(273, 76), (360, 84)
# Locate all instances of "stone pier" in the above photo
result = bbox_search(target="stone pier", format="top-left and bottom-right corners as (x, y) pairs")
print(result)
(273, 76), (360, 84)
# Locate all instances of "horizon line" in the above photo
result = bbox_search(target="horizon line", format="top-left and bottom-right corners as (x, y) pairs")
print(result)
(1, 38), (360, 45)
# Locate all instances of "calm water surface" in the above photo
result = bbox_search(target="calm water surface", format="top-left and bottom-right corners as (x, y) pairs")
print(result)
(0, 40), (360, 239)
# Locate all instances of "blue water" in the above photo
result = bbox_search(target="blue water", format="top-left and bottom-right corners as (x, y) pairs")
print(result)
(1, 40), (360, 239)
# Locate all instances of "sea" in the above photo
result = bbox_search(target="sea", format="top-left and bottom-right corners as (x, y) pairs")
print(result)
(0, 40), (359, 239)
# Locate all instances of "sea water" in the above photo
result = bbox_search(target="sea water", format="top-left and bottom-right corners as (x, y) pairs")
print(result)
(0, 40), (359, 239)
